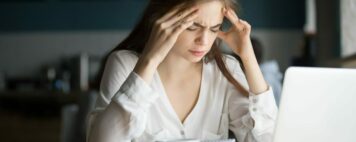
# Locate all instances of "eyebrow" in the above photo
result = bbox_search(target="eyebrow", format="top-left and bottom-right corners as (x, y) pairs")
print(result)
(193, 22), (222, 29)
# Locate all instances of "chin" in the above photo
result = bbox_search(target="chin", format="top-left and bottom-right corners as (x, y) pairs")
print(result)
(185, 55), (204, 63)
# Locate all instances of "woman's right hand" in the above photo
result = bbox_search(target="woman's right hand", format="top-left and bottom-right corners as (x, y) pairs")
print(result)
(134, 5), (199, 83)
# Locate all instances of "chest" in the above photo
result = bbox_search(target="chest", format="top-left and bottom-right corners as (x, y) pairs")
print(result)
(162, 75), (202, 123)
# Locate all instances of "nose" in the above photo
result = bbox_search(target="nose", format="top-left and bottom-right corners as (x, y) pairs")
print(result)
(195, 30), (209, 46)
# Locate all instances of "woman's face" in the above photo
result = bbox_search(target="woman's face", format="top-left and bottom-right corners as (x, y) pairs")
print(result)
(170, 1), (224, 62)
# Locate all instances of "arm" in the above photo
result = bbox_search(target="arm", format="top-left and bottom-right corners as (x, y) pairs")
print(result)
(88, 6), (199, 142)
(218, 8), (278, 142)
(226, 56), (278, 142)
(240, 49), (269, 94)
(88, 51), (160, 142)
(217, 8), (267, 95)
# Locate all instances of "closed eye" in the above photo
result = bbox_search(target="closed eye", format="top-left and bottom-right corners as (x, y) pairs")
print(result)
(210, 27), (221, 33)
(187, 25), (198, 31)
(187, 23), (221, 32)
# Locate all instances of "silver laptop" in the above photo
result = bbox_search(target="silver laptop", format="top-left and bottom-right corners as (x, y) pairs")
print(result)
(273, 67), (356, 142)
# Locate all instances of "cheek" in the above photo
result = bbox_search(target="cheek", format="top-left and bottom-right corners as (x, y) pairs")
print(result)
(207, 33), (218, 45)
(176, 31), (195, 44)
(210, 33), (218, 40)
(171, 31), (194, 52)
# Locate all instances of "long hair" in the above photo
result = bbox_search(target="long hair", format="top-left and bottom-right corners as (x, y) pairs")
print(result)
(96, 0), (249, 96)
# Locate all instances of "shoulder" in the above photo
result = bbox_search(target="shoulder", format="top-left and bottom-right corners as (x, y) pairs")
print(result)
(105, 49), (139, 72)
(223, 54), (241, 67)
(108, 50), (139, 64)
(221, 54), (243, 74)
(205, 53), (242, 72)
(204, 54), (249, 94)
(109, 49), (139, 61)
(205, 53), (245, 79)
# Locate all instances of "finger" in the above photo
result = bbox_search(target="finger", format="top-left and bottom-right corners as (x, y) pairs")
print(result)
(156, 3), (185, 23)
(229, 8), (239, 20)
(240, 19), (250, 28)
(164, 6), (198, 27)
(169, 20), (194, 39)
(224, 8), (245, 31)
(223, 8), (239, 24)
(239, 19), (251, 32)
(170, 9), (199, 28)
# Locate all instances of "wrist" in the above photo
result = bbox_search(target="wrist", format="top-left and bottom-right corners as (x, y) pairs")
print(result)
(135, 57), (159, 72)
(239, 49), (255, 62)
(133, 57), (159, 83)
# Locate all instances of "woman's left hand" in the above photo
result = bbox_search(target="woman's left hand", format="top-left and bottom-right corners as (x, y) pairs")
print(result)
(217, 8), (254, 59)
(218, 8), (269, 94)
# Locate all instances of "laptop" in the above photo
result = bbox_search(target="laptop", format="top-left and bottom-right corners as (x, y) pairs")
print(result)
(273, 67), (356, 142)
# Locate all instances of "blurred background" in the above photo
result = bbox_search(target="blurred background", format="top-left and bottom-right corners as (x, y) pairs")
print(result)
(0, 0), (355, 142)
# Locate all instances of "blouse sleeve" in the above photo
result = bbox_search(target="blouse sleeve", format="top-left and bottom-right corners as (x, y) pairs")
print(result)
(226, 56), (278, 142)
(87, 50), (160, 142)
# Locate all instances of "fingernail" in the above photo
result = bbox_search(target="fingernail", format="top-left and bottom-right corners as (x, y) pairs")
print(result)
(223, 7), (227, 13)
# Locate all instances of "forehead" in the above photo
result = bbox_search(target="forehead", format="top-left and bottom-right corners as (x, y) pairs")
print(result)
(194, 1), (224, 26)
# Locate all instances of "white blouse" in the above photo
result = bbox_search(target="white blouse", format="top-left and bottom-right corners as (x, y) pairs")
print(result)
(87, 50), (278, 142)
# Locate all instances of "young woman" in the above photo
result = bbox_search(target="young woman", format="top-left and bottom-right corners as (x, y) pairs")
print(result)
(88, 0), (277, 141)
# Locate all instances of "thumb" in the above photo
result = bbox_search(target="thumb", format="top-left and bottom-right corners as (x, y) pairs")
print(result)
(217, 31), (227, 41)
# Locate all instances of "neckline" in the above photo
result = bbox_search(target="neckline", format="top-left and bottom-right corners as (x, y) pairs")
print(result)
(155, 61), (206, 128)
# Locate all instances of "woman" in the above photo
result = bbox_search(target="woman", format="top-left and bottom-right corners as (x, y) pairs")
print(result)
(88, 0), (278, 141)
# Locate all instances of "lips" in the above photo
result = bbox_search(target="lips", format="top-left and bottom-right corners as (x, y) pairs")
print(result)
(189, 50), (205, 57)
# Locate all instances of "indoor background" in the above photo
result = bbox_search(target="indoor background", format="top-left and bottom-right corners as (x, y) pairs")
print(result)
(0, 0), (355, 142)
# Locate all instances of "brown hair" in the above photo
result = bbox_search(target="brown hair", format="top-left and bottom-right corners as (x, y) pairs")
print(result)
(97, 0), (249, 96)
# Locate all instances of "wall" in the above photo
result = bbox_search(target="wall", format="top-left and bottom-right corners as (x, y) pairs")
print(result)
(0, 31), (128, 77)
(341, 0), (356, 58)
(0, 30), (303, 78)
(0, 0), (305, 78)
(252, 29), (304, 71)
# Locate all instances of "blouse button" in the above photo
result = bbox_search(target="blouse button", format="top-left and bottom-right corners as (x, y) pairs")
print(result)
(252, 107), (257, 112)
(180, 130), (185, 136)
